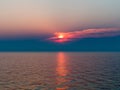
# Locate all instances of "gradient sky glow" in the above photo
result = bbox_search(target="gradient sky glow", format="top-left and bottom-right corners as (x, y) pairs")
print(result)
(0, 0), (120, 36)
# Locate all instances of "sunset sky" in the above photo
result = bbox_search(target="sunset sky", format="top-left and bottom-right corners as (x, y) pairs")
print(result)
(0, 0), (120, 51)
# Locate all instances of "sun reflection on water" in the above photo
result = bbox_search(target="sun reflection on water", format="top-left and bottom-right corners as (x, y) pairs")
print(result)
(56, 52), (68, 90)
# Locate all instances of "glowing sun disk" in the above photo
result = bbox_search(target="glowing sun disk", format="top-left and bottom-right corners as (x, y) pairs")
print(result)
(58, 34), (64, 39)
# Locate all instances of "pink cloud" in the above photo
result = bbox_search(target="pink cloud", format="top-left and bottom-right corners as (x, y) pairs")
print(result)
(48, 28), (120, 42)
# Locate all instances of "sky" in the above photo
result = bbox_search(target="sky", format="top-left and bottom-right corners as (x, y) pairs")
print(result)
(0, 0), (120, 34)
(0, 0), (120, 51)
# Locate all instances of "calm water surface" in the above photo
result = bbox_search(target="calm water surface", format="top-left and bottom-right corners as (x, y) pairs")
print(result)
(0, 52), (120, 90)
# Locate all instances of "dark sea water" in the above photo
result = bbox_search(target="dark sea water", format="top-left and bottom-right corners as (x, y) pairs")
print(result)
(0, 52), (120, 90)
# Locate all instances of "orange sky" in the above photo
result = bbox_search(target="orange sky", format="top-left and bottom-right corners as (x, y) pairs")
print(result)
(0, 0), (120, 36)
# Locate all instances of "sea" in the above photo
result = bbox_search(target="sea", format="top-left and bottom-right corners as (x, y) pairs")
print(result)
(0, 52), (120, 90)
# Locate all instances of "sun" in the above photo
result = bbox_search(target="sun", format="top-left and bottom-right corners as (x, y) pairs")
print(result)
(58, 34), (64, 39)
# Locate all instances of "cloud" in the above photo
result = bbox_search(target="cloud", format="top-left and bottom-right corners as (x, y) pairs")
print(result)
(48, 28), (120, 42)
